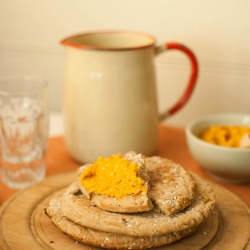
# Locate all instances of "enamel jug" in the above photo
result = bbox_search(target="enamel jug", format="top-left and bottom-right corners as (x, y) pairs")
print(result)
(61, 31), (198, 163)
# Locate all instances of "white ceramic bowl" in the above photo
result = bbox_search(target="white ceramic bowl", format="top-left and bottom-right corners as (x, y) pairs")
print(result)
(186, 113), (250, 183)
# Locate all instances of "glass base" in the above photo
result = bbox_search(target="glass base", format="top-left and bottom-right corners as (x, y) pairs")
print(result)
(1, 166), (45, 189)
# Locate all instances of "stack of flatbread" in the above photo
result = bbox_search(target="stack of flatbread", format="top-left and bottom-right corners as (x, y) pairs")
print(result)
(46, 152), (216, 249)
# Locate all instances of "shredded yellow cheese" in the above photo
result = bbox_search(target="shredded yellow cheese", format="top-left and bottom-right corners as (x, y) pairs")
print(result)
(200, 125), (250, 148)
(80, 155), (147, 199)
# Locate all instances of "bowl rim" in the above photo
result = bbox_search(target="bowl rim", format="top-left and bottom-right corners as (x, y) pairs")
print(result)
(186, 113), (250, 152)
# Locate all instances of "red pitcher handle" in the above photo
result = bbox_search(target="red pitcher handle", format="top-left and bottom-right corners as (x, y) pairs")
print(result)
(158, 42), (198, 121)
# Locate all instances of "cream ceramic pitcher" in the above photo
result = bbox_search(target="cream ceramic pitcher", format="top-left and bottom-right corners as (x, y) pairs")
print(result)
(61, 31), (198, 163)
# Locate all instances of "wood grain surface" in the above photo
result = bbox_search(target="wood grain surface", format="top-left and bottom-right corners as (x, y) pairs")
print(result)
(0, 171), (249, 250)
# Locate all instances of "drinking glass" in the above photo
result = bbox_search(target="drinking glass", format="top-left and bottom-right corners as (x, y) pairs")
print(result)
(0, 76), (49, 189)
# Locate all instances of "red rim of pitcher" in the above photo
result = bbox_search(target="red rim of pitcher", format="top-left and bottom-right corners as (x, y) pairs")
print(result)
(60, 30), (156, 51)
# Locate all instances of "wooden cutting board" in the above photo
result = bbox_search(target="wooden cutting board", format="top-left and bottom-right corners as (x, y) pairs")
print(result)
(0, 171), (249, 250)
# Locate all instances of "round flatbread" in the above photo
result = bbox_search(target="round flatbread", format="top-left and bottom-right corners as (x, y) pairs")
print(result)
(77, 155), (197, 215)
(46, 191), (197, 250)
(146, 156), (197, 215)
(58, 173), (215, 237)
(77, 152), (153, 213)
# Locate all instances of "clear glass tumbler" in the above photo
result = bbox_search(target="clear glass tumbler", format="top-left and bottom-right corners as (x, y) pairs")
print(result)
(0, 76), (49, 189)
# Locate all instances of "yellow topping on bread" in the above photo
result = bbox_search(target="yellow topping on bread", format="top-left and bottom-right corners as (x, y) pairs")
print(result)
(80, 154), (147, 199)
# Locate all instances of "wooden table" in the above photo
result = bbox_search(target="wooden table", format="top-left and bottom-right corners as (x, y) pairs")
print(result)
(1, 125), (250, 207)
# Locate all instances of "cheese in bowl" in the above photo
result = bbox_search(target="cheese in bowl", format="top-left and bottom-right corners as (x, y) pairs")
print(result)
(200, 125), (250, 148)
(186, 113), (250, 183)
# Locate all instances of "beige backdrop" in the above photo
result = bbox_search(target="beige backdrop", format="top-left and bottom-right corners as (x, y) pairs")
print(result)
(0, 0), (249, 126)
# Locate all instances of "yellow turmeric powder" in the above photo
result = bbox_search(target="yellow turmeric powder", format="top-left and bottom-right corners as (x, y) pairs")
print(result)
(200, 125), (250, 148)
(80, 155), (147, 199)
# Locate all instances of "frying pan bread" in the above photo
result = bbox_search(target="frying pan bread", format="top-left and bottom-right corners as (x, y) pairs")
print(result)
(46, 190), (198, 250)
(77, 152), (153, 213)
(46, 154), (216, 249)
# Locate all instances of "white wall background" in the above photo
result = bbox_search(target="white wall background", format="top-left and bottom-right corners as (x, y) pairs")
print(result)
(1, 0), (249, 126)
